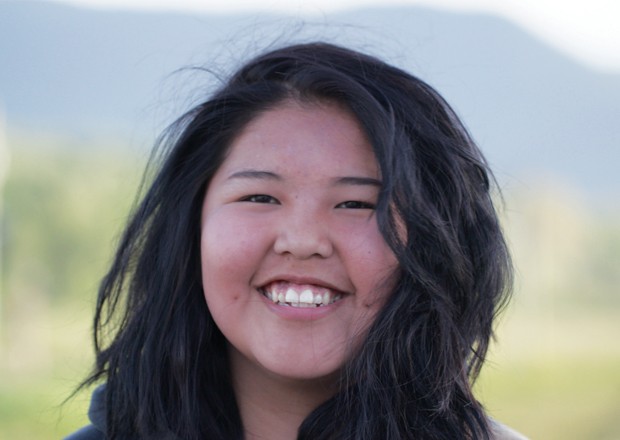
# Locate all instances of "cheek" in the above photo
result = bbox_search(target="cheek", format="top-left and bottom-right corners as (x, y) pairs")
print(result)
(201, 218), (238, 283)
(200, 211), (268, 299)
(348, 231), (398, 351)
(360, 223), (399, 274)
(342, 221), (399, 305)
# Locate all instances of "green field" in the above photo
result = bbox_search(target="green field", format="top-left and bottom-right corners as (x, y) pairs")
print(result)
(1, 140), (619, 439)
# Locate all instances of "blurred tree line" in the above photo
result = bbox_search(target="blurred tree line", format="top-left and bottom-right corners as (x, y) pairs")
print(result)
(0, 137), (144, 437)
(2, 140), (139, 304)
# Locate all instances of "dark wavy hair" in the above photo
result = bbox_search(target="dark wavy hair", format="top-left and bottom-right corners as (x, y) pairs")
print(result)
(83, 42), (512, 439)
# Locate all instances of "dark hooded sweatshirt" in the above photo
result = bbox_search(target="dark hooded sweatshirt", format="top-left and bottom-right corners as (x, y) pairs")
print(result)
(64, 386), (105, 440)
(65, 385), (528, 439)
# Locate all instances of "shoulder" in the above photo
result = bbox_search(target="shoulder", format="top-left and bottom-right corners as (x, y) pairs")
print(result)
(490, 420), (529, 440)
(64, 385), (106, 440)
(63, 424), (104, 440)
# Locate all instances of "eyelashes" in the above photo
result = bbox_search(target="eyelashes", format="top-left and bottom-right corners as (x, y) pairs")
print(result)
(335, 200), (376, 210)
(239, 194), (279, 204)
(240, 194), (375, 210)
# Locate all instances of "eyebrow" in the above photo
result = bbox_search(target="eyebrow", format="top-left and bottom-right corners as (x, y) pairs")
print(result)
(226, 169), (382, 187)
(334, 176), (382, 187)
(226, 170), (282, 181)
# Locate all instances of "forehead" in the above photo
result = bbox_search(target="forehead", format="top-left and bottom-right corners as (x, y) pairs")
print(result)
(217, 100), (379, 178)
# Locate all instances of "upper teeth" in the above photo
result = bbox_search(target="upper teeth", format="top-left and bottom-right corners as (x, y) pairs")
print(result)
(264, 285), (341, 307)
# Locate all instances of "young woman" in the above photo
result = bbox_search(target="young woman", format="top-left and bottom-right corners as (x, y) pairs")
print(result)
(67, 42), (524, 439)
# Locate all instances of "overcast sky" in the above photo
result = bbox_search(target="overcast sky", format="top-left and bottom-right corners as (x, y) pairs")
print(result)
(55, 0), (620, 73)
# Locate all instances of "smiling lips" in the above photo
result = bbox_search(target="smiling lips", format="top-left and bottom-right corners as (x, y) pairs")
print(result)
(261, 281), (344, 308)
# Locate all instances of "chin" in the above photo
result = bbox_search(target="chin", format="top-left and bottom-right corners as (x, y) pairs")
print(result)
(255, 352), (345, 384)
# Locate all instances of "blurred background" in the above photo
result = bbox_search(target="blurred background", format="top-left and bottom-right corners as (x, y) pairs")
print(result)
(1, 0), (618, 438)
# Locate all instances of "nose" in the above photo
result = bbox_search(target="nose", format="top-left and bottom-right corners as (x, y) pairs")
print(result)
(273, 207), (333, 259)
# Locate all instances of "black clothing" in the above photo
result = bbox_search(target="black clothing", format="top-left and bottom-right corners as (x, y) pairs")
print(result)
(64, 385), (105, 440)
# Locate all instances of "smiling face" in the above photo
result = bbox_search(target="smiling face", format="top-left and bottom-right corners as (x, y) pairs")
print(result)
(200, 100), (399, 385)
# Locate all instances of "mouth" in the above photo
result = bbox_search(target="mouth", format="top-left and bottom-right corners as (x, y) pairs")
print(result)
(259, 281), (344, 308)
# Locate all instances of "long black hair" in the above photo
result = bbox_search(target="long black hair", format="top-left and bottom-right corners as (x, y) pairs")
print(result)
(84, 42), (512, 439)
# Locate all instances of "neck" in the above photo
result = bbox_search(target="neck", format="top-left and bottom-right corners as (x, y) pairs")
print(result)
(229, 347), (337, 440)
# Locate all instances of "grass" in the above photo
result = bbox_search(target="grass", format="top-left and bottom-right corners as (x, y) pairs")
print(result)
(0, 304), (93, 438)
(478, 356), (620, 439)
(476, 307), (620, 439)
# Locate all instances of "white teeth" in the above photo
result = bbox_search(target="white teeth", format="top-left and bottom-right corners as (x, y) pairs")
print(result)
(296, 302), (314, 308)
(263, 285), (342, 307)
(285, 288), (299, 303)
(299, 289), (313, 304)
(321, 290), (331, 306)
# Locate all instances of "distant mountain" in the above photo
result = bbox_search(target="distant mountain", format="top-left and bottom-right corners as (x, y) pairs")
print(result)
(1, 1), (618, 198)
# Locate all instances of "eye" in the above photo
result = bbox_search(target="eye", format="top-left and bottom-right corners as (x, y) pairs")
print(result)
(240, 194), (279, 204)
(336, 200), (376, 210)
